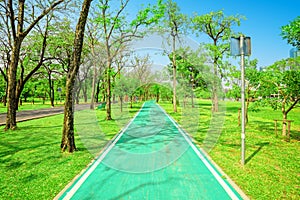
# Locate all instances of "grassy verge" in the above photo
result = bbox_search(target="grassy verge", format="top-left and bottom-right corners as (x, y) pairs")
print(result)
(159, 99), (300, 199)
(0, 102), (142, 199)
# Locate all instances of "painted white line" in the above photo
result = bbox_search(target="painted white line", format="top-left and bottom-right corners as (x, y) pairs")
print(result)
(62, 103), (145, 200)
(156, 104), (240, 200)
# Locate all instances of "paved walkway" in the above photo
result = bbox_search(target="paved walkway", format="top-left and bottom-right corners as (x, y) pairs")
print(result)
(0, 104), (90, 126)
(57, 101), (246, 200)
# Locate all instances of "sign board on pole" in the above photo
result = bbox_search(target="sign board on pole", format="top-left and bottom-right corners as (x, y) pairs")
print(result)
(230, 37), (251, 56)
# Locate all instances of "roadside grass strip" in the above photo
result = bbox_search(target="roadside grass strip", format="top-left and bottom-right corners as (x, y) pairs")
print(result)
(57, 101), (245, 200)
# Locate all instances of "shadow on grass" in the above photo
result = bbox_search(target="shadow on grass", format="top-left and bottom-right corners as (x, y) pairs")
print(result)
(245, 142), (270, 164)
(291, 130), (300, 141)
(251, 120), (274, 132)
(225, 105), (240, 113)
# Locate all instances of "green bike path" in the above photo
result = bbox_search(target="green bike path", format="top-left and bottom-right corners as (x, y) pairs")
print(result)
(58, 101), (245, 200)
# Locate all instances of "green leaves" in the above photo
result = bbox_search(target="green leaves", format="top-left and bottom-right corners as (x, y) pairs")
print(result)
(130, 0), (165, 27)
(191, 10), (244, 41)
(260, 57), (300, 113)
(281, 16), (300, 49)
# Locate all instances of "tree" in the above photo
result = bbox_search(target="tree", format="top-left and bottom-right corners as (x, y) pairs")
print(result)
(192, 10), (243, 112)
(3, 0), (66, 130)
(281, 16), (300, 49)
(226, 59), (261, 123)
(46, 18), (74, 74)
(61, 0), (93, 153)
(162, 0), (187, 112)
(129, 55), (153, 85)
(0, 6), (11, 106)
(86, 23), (100, 109)
(260, 58), (300, 136)
(114, 76), (139, 111)
(174, 48), (208, 108)
(93, 0), (164, 120)
(14, 15), (52, 110)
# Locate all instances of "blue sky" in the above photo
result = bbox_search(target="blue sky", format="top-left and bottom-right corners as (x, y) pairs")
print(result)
(129, 0), (300, 68)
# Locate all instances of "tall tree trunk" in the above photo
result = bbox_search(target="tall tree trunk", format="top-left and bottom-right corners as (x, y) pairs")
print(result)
(212, 59), (219, 113)
(211, 38), (219, 113)
(282, 112), (287, 136)
(15, 79), (24, 111)
(95, 80), (100, 103)
(120, 96), (123, 112)
(75, 80), (81, 104)
(172, 35), (177, 113)
(5, 39), (22, 130)
(50, 79), (55, 107)
(82, 83), (87, 103)
(191, 92), (194, 108)
(3, 83), (8, 106)
(90, 58), (97, 109)
(130, 95), (133, 108)
(61, 0), (92, 153)
(106, 63), (112, 120)
(246, 97), (250, 124)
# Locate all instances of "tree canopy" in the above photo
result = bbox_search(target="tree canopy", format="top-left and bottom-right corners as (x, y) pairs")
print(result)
(281, 16), (300, 49)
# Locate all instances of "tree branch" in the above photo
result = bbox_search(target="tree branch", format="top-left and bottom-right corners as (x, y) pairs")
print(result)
(22, 0), (64, 37)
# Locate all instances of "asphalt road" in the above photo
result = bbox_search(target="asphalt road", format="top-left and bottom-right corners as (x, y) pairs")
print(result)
(0, 104), (91, 126)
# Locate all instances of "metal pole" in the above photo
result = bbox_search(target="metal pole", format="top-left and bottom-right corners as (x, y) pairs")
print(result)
(240, 35), (246, 165)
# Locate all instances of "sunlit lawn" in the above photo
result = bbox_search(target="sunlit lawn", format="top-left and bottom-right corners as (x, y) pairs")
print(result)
(0, 102), (142, 199)
(160, 99), (300, 199)
(0, 99), (299, 199)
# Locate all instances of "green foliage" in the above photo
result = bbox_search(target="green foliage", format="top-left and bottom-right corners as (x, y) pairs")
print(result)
(131, 0), (165, 27)
(0, 76), (5, 102)
(191, 10), (245, 66)
(281, 16), (300, 49)
(172, 48), (208, 90)
(227, 59), (261, 101)
(162, 0), (188, 35)
(47, 18), (75, 69)
(191, 10), (244, 40)
(260, 58), (300, 112)
(114, 76), (139, 97)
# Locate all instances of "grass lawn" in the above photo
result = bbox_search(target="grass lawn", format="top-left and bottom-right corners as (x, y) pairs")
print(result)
(159, 99), (300, 199)
(0, 102), (142, 199)
(0, 99), (299, 199)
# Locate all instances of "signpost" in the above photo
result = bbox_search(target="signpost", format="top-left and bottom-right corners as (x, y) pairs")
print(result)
(231, 35), (251, 165)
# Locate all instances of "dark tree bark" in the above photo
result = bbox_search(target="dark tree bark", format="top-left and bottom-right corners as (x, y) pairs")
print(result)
(61, 0), (92, 153)
(95, 79), (100, 103)
(49, 79), (55, 107)
(5, 0), (64, 130)
(83, 82), (88, 103)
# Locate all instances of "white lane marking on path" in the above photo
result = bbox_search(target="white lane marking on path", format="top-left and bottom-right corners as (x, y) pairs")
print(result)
(156, 104), (240, 200)
(63, 103), (146, 200)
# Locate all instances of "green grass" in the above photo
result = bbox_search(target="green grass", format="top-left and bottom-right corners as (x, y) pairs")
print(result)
(1, 99), (299, 199)
(0, 102), (142, 199)
(159, 99), (300, 199)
